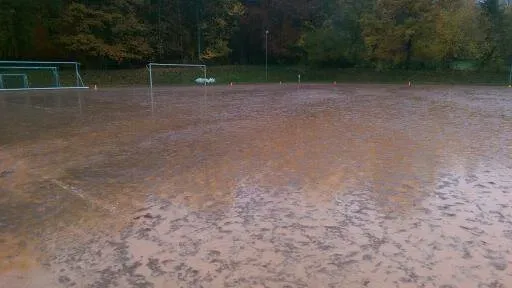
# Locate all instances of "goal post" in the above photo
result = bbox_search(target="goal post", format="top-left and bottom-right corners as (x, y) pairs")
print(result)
(0, 66), (60, 89)
(0, 74), (29, 89)
(0, 61), (88, 91)
(147, 63), (208, 113)
(147, 63), (207, 90)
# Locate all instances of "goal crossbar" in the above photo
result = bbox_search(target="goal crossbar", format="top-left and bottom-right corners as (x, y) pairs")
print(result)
(147, 62), (208, 90)
(146, 63), (208, 113)
(147, 63), (206, 68)
(0, 66), (60, 88)
(0, 60), (88, 91)
(0, 74), (29, 89)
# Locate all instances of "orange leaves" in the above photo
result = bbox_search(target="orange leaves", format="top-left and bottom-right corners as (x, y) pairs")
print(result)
(59, 2), (152, 64)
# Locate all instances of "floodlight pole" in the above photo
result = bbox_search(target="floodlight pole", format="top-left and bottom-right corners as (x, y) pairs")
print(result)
(265, 30), (269, 81)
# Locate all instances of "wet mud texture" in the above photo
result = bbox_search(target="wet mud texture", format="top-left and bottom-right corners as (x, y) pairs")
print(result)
(0, 84), (512, 287)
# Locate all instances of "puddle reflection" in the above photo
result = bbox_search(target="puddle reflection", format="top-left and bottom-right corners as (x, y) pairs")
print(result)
(1, 85), (511, 287)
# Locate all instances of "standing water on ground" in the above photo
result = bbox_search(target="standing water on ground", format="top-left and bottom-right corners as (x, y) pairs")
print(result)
(0, 85), (511, 287)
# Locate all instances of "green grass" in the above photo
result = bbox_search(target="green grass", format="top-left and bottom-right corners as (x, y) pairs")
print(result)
(0, 69), (61, 88)
(77, 66), (510, 87)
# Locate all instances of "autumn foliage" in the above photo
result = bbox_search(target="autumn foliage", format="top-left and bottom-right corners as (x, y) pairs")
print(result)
(0, 0), (511, 70)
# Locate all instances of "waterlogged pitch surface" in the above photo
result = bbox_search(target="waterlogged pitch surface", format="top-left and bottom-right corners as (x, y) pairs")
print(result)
(1, 84), (512, 287)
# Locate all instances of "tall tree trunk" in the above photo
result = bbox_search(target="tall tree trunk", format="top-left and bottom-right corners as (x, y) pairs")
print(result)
(405, 37), (412, 69)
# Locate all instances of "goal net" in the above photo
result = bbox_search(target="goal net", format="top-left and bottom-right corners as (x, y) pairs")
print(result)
(147, 63), (209, 112)
(147, 63), (208, 89)
(0, 61), (88, 90)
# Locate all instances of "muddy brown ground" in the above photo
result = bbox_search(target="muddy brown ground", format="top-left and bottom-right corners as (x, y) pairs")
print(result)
(0, 84), (511, 287)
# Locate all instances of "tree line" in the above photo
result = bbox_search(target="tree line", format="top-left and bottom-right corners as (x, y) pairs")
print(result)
(1, 0), (511, 70)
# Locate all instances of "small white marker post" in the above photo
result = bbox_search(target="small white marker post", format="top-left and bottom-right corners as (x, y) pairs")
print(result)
(298, 74), (301, 89)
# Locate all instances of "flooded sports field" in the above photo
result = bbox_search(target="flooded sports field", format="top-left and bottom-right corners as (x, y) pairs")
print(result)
(1, 84), (511, 287)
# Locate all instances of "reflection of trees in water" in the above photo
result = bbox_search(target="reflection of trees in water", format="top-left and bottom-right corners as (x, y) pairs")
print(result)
(4, 85), (510, 221)
(164, 102), (453, 213)
(284, 109), (439, 213)
(218, 95), (508, 214)
(421, 98), (509, 176)
(2, 86), (511, 282)
(167, 106), (440, 213)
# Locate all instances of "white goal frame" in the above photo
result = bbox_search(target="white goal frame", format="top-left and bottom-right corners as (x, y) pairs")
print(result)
(0, 73), (29, 89)
(0, 61), (88, 91)
(146, 63), (207, 113)
(147, 63), (207, 89)
(0, 66), (59, 89)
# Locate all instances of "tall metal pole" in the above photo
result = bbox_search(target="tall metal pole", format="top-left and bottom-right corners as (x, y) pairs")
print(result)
(265, 30), (269, 81)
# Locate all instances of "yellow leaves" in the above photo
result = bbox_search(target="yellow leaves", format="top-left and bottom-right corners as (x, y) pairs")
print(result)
(61, 3), (106, 33)
(363, 0), (489, 66)
(59, 1), (152, 63)
(201, 39), (231, 60)
(199, 0), (243, 61)
(228, 2), (246, 17)
(431, 2), (488, 61)
(215, 18), (228, 29)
